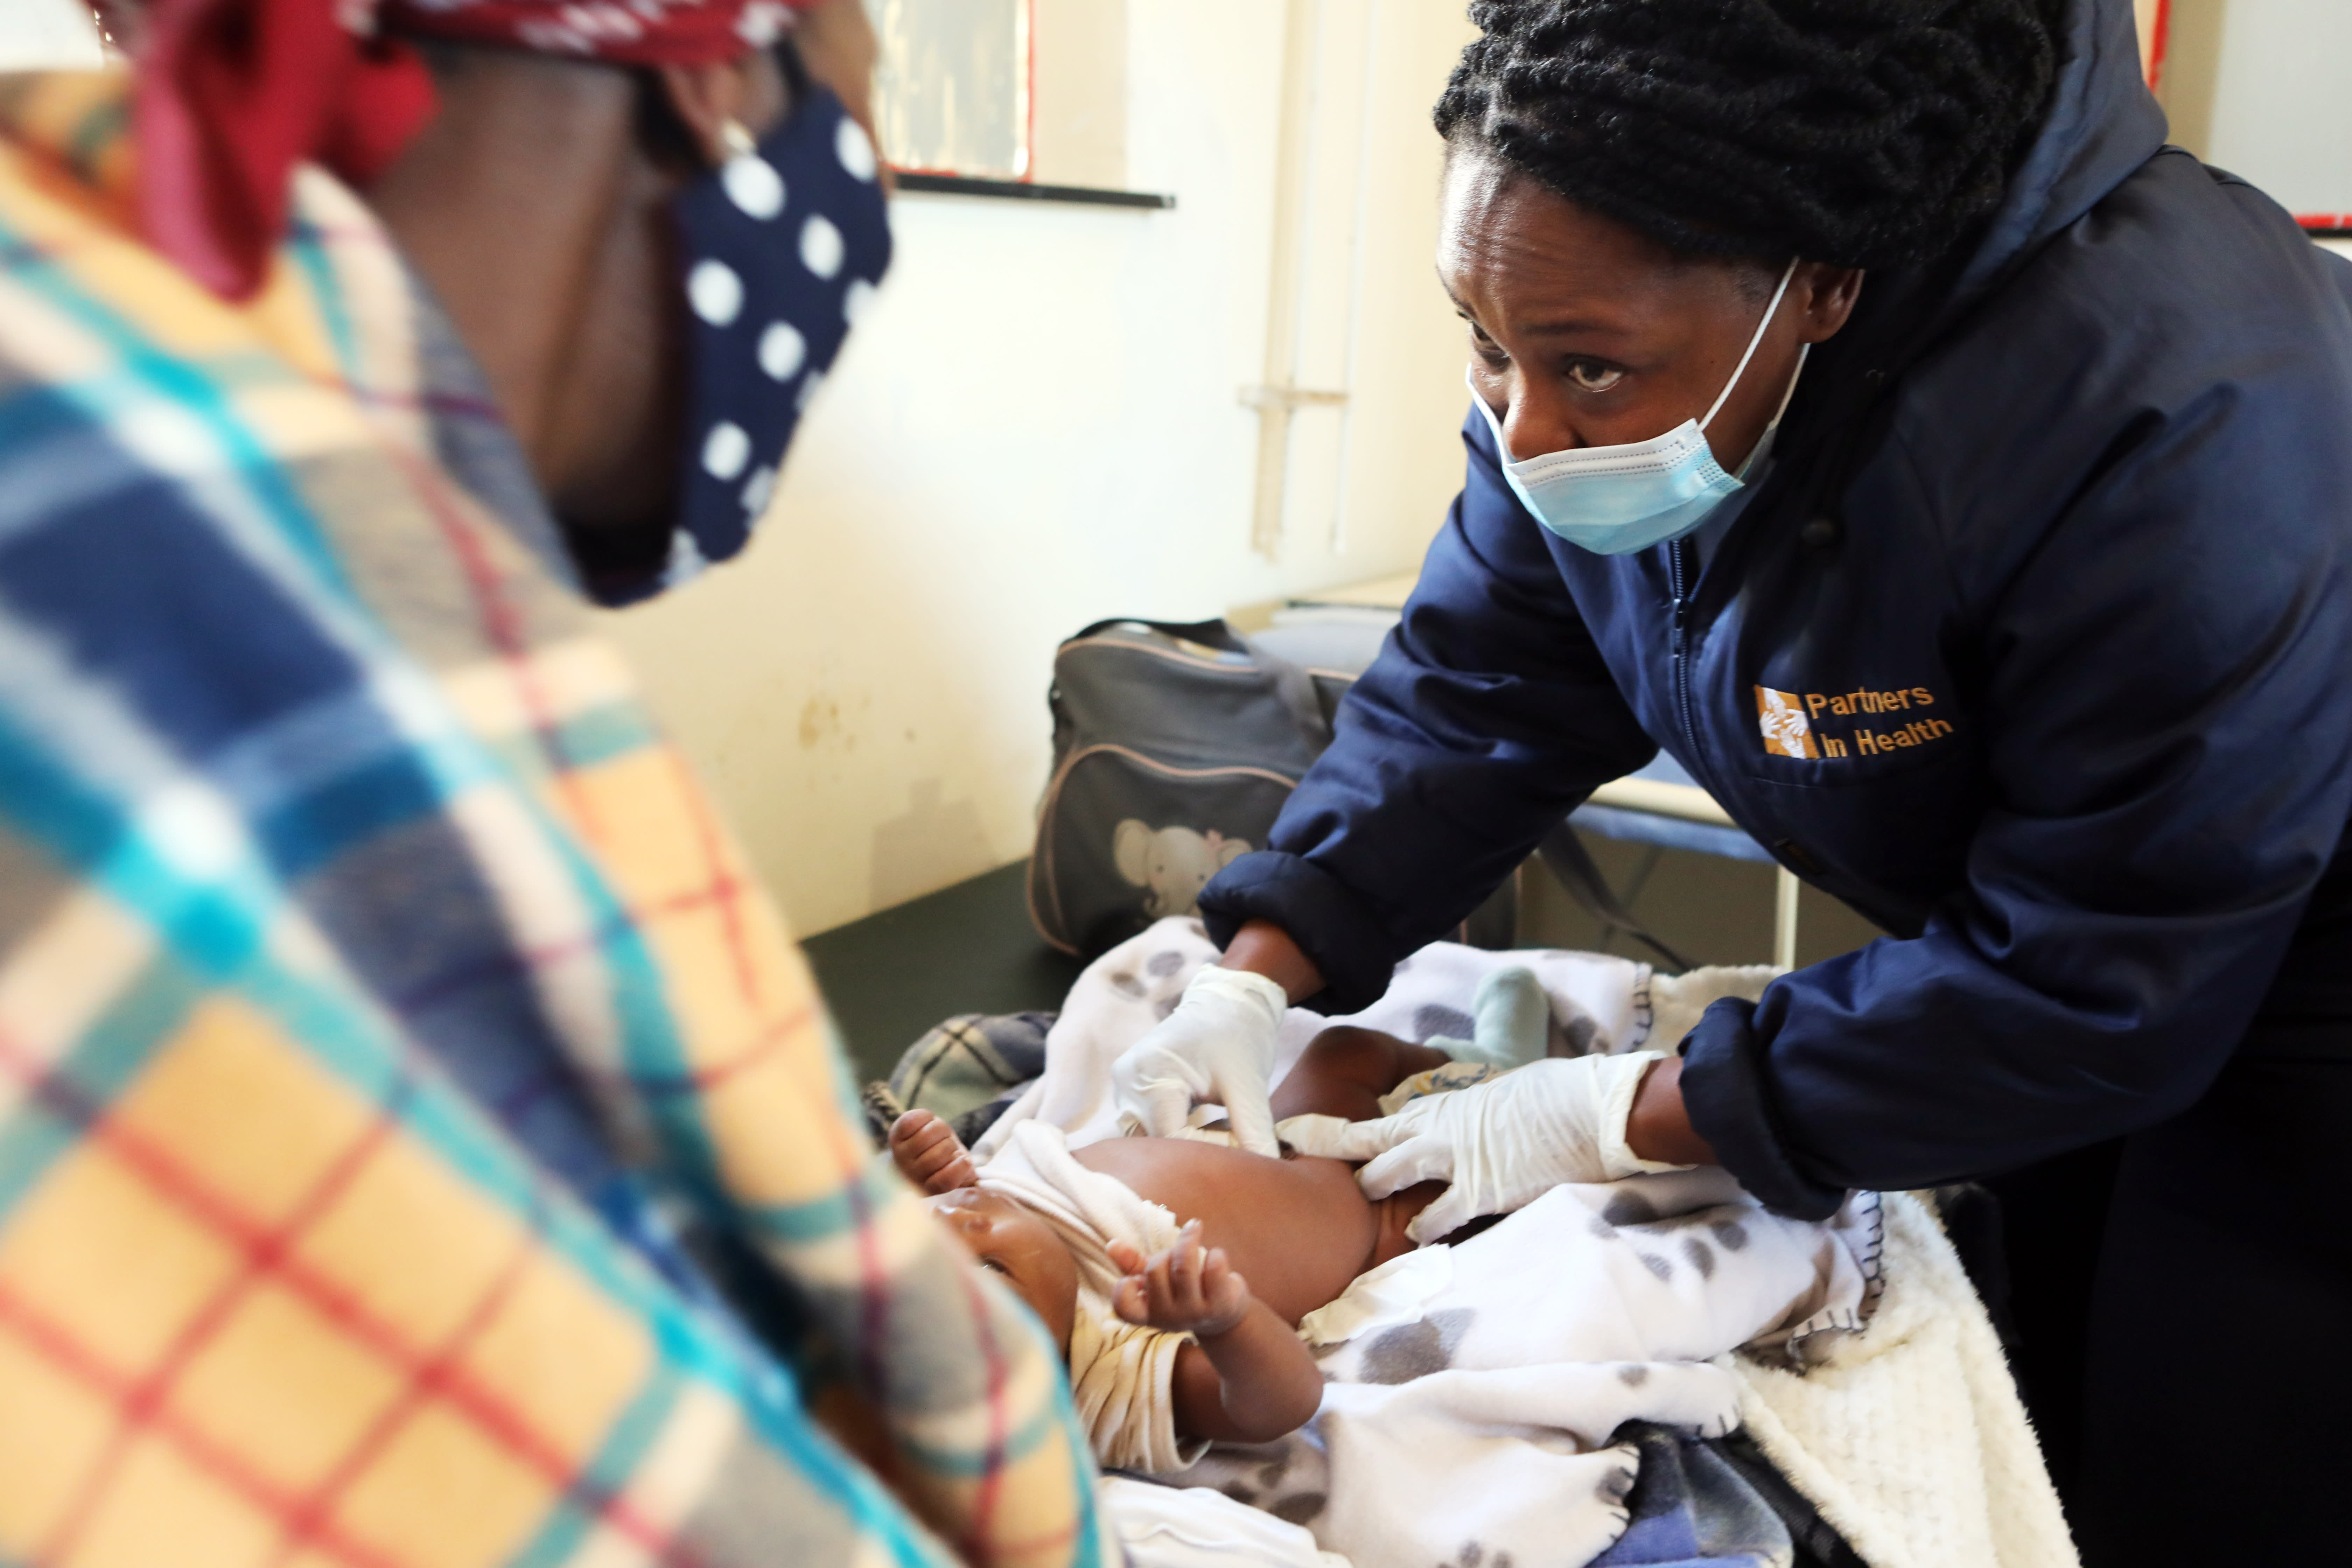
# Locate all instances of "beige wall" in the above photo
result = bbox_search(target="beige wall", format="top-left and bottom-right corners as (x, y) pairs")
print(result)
(2134, 0), (2162, 83)
(1030, 0), (1128, 189)
(603, 0), (1479, 936)
(0, 0), (103, 70)
(2155, 0), (2352, 217)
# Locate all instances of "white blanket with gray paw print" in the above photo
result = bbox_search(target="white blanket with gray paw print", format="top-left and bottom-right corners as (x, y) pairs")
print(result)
(969, 916), (1757, 1163)
(1184, 1169), (1880, 1568)
(985, 921), (1884, 1568)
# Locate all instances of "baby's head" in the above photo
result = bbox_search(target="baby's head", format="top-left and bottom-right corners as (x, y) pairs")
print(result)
(924, 1186), (1081, 1354)
(891, 1108), (1083, 1355)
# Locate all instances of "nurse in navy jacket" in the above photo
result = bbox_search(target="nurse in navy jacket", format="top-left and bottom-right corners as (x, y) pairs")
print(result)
(1107, 0), (2352, 1558)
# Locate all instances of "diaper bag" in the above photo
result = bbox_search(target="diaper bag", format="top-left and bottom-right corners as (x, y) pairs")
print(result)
(1027, 618), (1331, 957)
(1029, 614), (1520, 958)
(1029, 611), (1702, 967)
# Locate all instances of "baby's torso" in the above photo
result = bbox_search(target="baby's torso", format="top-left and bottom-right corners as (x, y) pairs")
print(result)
(1073, 1139), (1421, 1325)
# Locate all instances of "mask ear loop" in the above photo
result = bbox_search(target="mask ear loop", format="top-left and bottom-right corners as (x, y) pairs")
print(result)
(1699, 257), (1801, 432)
(1768, 343), (1809, 425)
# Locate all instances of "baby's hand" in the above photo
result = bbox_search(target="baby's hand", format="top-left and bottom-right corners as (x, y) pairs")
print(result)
(1109, 1222), (1251, 1337)
(889, 1109), (976, 1195)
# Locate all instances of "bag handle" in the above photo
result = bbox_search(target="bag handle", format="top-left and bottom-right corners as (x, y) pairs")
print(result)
(1061, 617), (1334, 754)
(1536, 819), (1696, 972)
(1065, 615), (1245, 651)
(1238, 633), (1334, 752)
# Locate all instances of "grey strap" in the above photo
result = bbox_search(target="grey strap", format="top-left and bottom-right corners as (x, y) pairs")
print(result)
(1064, 617), (1334, 752)
(1239, 634), (1336, 752)
(1536, 820), (1695, 972)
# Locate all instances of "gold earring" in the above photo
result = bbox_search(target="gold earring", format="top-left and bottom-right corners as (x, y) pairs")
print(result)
(719, 119), (757, 162)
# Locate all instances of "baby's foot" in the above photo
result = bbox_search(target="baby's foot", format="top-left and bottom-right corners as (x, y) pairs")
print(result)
(888, 1109), (977, 1194)
(1440, 966), (1554, 1070)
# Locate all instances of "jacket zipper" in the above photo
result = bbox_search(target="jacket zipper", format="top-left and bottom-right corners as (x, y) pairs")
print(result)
(1668, 538), (1700, 764)
(1667, 534), (1744, 826)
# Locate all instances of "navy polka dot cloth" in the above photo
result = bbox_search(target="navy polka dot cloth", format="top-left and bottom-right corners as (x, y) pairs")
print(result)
(668, 82), (891, 583)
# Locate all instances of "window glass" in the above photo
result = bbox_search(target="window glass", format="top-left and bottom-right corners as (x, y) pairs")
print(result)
(869, 0), (1031, 179)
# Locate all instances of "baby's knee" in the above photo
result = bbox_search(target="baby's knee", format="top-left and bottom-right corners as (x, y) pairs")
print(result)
(1301, 1025), (1412, 1080)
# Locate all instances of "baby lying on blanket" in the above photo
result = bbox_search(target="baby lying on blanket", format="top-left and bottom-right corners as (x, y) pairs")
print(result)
(889, 971), (1553, 1471)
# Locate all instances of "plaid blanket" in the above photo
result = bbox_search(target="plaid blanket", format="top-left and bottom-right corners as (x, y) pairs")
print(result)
(0, 72), (1105, 1568)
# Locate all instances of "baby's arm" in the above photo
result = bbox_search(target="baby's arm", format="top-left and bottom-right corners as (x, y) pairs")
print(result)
(1108, 1223), (1323, 1444)
(888, 1109), (978, 1193)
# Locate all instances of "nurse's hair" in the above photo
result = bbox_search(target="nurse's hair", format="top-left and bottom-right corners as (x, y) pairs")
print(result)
(1434, 0), (2064, 270)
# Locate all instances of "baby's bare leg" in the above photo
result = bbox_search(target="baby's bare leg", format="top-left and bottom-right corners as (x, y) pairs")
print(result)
(1270, 1026), (1455, 1123)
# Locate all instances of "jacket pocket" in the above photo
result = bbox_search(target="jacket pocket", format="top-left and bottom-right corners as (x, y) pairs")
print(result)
(1734, 743), (1986, 927)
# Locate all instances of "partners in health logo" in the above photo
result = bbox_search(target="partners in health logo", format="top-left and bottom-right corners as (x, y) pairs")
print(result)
(1755, 684), (1952, 761)
(1755, 686), (1818, 759)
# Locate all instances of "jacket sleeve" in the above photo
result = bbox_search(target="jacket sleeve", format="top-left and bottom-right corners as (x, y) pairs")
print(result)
(1684, 381), (2352, 1218)
(1199, 409), (1659, 1010)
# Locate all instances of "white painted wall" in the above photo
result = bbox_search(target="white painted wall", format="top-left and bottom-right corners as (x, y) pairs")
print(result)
(602, 0), (1479, 936)
(0, 0), (103, 70)
(2158, 0), (2352, 219)
(2192, 0), (2352, 217)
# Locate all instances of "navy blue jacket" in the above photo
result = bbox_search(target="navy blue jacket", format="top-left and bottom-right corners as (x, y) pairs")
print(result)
(1200, 0), (2352, 1219)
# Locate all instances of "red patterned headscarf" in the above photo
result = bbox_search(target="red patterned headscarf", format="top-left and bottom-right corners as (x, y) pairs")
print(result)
(133, 0), (808, 299)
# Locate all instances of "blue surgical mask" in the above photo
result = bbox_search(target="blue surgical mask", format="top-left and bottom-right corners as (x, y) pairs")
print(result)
(665, 80), (891, 587)
(1471, 258), (1803, 556)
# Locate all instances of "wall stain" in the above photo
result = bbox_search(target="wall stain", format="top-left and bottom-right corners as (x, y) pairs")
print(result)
(799, 690), (868, 752)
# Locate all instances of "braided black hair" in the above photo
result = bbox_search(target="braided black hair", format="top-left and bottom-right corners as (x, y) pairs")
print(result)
(1435, 0), (2064, 270)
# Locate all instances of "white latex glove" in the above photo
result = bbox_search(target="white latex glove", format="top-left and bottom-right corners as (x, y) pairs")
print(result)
(1284, 1051), (1689, 1242)
(1110, 966), (1289, 1156)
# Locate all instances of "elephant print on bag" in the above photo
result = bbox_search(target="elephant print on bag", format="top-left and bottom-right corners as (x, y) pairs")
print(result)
(1113, 820), (1252, 919)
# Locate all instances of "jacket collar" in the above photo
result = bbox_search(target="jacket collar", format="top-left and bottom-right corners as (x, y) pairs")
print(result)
(1744, 0), (2172, 550)
(1946, 0), (2171, 320)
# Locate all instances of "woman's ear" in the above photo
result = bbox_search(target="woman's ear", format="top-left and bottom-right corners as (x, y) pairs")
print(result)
(1795, 264), (1866, 344)
(654, 52), (789, 167)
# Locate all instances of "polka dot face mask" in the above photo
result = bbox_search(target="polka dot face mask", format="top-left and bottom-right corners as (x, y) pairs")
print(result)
(669, 79), (890, 582)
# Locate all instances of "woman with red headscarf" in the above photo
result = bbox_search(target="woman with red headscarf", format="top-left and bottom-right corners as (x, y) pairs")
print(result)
(0, 6), (1110, 1566)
